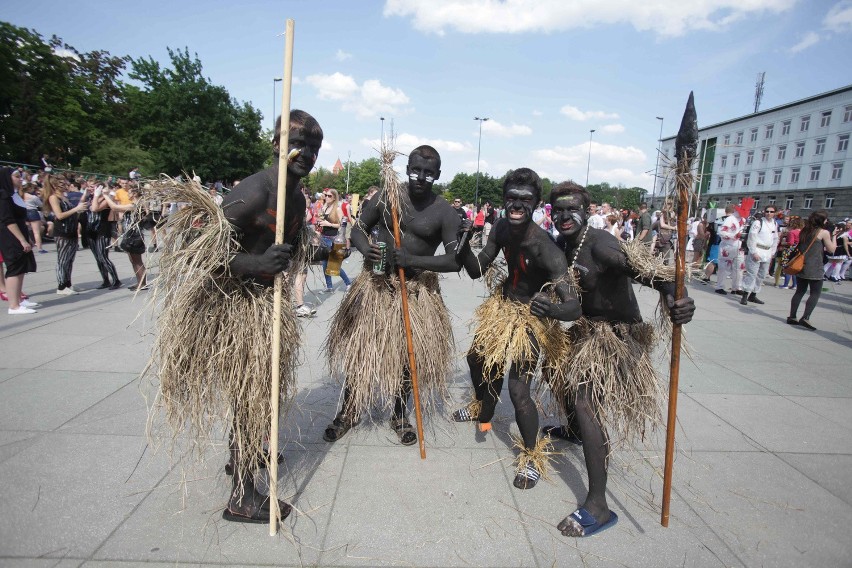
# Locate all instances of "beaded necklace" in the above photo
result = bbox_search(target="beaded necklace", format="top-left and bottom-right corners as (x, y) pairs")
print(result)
(566, 225), (589, 269)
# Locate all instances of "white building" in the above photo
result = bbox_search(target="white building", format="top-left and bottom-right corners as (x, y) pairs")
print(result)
(655, 85), (852, 220)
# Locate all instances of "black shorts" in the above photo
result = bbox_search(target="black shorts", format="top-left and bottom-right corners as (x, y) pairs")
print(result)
(0, 234), (37, 277)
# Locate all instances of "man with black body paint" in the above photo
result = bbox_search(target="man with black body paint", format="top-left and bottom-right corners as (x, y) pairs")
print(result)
(323, 145), (463, 446)
(454, 168), (581, 489)
(220, 110), (326, 524)
(543, 181), (695, 537)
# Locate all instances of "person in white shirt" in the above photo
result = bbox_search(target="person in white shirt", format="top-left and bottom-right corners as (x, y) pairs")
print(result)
(740, 206), (779, 305)
(715, 205), (744, 295)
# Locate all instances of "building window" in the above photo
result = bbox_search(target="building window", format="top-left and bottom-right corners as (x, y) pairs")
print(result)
(725, 197), (732, 206)
(803, 194), (813, 209)
(800, 115), (810, 132)
(785, 195), (794, 209)
(809, 165), (820, 182)
(825, 194), (835, 209)
(778, 145), (787, 160)
(773, 170), (782, 184)
(736, 131), (743, 144)
(720, 155), (727, 168)
(839, 134), (850, 152)
(820, 111), (831, 127)
(768, 195), (776, 205)
(733, 153), (740, 167)
(743, 173), (751, 186)
(757, 171), (766, 185)
(815, 138), (826, 155)
(790, 168), (800, 183)
(750, 128), (758, 142)
(761, 148), (769, 162)
(765, 124), (774, 139)
(831, 163), (843, 180)
(717, 176), (724, 188)
(752, 197), (760, 210)
(795, 142), (805, 158)
(729, 175), (736, 188)
(723, 134), (730, 145)
(844, 105), (852, 123)
(746, 151), (754, 165)
(781, 120), (791, 135)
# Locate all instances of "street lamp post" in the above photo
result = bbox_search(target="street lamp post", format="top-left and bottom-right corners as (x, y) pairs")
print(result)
(272, 77), (282, 132)
(474, 117), (489, 207)
(585, 129), (595, 186)
(651, 116), (664, 209)
(380, 117), (385, 146)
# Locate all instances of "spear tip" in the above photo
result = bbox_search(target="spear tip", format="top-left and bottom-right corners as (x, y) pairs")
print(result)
(675, 92), (698, 161)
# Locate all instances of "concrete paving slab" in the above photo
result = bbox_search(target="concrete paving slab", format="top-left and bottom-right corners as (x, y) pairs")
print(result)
(0, 367), (28, 384)
(0, 560), (83, 568)
(0, 430), (42, 466)
(0, 432), (168, 559)
(0, 333), (101, 368)
(786, 395), (852, 430)
(58, 379), (150, 436)
(777, 452), (852, 507)
(0, 370), (137, 431)
(319, 445), (535, 568)
(677, 359), (774, 395)
(690, 393), (852, 453)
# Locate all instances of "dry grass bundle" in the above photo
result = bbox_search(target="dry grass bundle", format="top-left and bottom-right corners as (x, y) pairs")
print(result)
(141, 176), (300, 487)
(469, 294), (571, 383)
(548, 318), (664, 449)
(324, 271), (453, 421)
(513, 435), (558, 481)
(622, 239), (679, 284)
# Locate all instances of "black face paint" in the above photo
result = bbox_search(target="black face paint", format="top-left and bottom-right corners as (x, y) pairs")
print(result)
(552, 195), (587, 238)
(504, 186), (537, 226)
(406, 155), (440, 198)
(286, 130), (322, 178)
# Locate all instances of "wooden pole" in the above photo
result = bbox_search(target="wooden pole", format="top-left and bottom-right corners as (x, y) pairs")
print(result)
(389, 205), (427, 460)
(661, 92), (697, 527)
(269, 18), (295, 537)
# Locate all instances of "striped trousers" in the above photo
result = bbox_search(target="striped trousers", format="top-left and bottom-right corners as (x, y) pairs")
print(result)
(54, 236), (77, 288)
(90, 234), (119, 285)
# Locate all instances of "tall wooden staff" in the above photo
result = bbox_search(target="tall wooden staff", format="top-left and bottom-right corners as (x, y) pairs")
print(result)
(383, 148), (427, 459)
(269, 18), (295, 536)
(661, 92), (697, 527)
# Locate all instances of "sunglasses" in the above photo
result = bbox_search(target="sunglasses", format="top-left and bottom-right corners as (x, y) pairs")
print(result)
(765, 210), (776, 213)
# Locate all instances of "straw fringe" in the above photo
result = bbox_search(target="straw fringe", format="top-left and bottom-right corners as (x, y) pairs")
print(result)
(141, 177), (300, 487)
(513, 435), (558, 481)
(548, 318), (665, 449)
(324, 271), (452, 421)
(469, 294), (570, 383)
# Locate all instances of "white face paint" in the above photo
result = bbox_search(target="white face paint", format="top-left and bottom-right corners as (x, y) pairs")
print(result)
(409, 173), (418, 180)
(425, 176), (434, 183)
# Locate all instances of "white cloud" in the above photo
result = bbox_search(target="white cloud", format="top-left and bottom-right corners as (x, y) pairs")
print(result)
(533, 141), (646, 166)
(305, 72), (359, 101)
(383, 0), (796, 38)
(560, 105), (619, 121)
(824, 0), (852, 33)
(601, 123), (625, 134)
(462, 160), (489, 171)
(532, 110), (543, 117)
(360, 133), (472, 154)
(335, 49), (353, 61)
(788, 31), (820, 53)
(53, 47), (80, 61)
(305, 73), (411, 118)
(481, 119), (532, 138)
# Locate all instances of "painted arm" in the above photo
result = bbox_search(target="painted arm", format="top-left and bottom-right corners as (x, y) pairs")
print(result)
(458, 219), (499, 279)
(223, 190), (292, 277)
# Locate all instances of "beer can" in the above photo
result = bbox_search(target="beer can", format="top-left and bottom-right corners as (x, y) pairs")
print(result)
(373, 242), (387, 274)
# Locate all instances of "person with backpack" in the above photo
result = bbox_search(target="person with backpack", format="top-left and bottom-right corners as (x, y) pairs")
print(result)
(740, 206), (779, 305)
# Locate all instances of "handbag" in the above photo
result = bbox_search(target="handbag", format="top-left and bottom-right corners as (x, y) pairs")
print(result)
(782, 233), (819, 275)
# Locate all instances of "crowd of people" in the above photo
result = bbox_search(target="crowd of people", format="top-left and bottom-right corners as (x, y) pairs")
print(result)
(1, 109), (847, 540)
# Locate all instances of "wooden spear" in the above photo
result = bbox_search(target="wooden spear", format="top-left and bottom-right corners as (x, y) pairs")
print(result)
(269, 18), (295, 536)
(661, 91), (697, 527)
(383, 149), (427, 460)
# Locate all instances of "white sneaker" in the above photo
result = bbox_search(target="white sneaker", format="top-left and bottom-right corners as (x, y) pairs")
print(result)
(294, 304), (316, 317)
(319, 287), (334, 294)
(20, 299), (40, 308)
(57, 287), (78, 295)
(8, 306), (36, 314)
(345, 284), (352, 292)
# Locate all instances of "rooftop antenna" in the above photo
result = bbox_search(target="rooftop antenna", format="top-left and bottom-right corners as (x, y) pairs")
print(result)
(753, 72), (765, 113)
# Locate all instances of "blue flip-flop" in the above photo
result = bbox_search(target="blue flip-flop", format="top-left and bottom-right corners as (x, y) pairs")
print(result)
(564, 507), (619, 537)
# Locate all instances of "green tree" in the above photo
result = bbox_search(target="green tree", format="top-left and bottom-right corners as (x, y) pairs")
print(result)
(125, 47), (267, 181)
(349, 157), (381, 195)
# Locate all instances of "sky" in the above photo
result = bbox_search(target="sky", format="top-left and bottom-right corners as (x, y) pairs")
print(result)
(4, 0), (852, 189)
